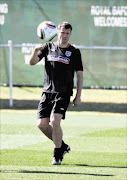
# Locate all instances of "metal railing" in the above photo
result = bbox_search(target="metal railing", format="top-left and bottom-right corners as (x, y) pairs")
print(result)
(0, 40), (127, 107)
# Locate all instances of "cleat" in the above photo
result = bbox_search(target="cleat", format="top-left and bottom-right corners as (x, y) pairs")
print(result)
(61, 142), (71, 161)
(52, 157), (61, 165)
(52, 148), (62, 165)
(52, 142), (71, 165)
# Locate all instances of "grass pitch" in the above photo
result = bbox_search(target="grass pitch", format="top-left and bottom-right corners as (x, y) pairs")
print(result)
(0, 87), (127, 180)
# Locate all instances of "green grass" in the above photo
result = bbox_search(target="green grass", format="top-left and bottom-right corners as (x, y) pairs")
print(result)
(0, 87), (127, 179)
(81, 127), (127, 138)
(1, 86), (127, 103)
(0, 111), (127, 180)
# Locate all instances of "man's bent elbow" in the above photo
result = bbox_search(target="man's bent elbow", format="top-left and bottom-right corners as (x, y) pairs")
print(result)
(29, 58), (38, 65)
(29, 60), (35, 65)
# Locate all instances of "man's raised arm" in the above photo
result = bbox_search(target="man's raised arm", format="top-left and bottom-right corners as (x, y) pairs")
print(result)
(29, 44), (43, 65)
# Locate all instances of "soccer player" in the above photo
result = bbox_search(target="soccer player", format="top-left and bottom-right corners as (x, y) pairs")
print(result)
(29, 22), (83, 165)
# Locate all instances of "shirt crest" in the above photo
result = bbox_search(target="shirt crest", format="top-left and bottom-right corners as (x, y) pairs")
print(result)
(65, 51), (71, 57)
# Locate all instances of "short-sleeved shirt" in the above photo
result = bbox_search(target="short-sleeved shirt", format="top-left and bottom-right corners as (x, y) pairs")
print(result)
(37, 42), (83, 95)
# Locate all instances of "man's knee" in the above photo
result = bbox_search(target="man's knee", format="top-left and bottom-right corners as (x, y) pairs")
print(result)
(50, 113), (62, 127)
(37, 118), (49, 130)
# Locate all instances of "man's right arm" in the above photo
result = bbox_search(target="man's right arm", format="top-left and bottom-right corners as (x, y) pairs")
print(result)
(29, 44), (43, 65)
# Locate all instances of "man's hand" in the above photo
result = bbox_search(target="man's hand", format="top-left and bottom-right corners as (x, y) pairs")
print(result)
(73, 71), (83, 107)
(29, 44), (43, 65)
(34, 44), (44, 52)
(73, 96), (81, 106)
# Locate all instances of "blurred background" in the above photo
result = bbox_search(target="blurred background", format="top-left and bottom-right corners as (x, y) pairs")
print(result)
(0, 2), (127, 179)
(0, 0), (127, 88)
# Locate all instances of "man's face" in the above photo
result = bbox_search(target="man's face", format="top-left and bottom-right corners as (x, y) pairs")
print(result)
(57, 27), (72, 44)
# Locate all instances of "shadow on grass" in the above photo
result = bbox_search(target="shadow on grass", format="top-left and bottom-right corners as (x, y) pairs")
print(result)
(76, 164), (127, 169)
(0, 169), (114, 177)
(0, 99), (127, 113)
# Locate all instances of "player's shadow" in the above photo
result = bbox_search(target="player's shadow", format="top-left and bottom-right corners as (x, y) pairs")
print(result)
(0, 99), (126, 113)
(75, 164), (127, 169)
(0, 169), (114, 177)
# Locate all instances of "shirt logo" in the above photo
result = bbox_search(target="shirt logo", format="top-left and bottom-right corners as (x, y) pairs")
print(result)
(65, 51), (71, 57)
(47, 55), (70, 64)
(60, 108), (64, 110)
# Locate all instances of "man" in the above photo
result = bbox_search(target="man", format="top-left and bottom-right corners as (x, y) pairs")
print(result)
(29, 22), (83, 165)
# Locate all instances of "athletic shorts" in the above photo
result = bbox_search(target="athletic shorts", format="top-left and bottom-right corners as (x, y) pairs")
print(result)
(37, 92), (70, 120)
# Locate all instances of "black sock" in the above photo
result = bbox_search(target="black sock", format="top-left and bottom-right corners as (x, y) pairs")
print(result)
(61, 140), (66, 148)
(53, 147), (61, 157)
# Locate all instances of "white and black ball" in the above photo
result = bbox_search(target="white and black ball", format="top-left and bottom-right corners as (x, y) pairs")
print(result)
(37, 21), (57, 41)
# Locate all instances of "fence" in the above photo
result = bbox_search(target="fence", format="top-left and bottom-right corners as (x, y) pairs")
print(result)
(0, 40), (127, 107)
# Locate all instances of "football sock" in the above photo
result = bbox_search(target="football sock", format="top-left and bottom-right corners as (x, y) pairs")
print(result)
(61, 140), (66, 147)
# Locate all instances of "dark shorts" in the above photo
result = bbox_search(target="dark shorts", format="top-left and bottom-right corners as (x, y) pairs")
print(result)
(37, 92), (70, 120)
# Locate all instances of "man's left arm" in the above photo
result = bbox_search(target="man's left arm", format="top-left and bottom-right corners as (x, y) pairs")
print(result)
(73, 70), (83, 106)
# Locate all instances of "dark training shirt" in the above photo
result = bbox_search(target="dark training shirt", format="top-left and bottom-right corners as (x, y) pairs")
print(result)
(37, 42), (83, 95)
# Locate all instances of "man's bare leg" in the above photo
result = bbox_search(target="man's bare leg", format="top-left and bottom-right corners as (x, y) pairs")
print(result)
(37, 115), (63, 147)
(37, 118), (53, 140)
(50, 113), (63, 148)
(37, 115), (70, 165)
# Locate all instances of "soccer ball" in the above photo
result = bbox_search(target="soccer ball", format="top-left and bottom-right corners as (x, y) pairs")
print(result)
(37, 21), (57, 41)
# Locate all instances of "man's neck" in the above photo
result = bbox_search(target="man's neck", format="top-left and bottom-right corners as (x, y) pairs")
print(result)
(56, 41), (70, 48)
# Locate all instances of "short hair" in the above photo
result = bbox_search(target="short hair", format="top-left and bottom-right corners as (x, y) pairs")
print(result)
(58, 22), (72, 31)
